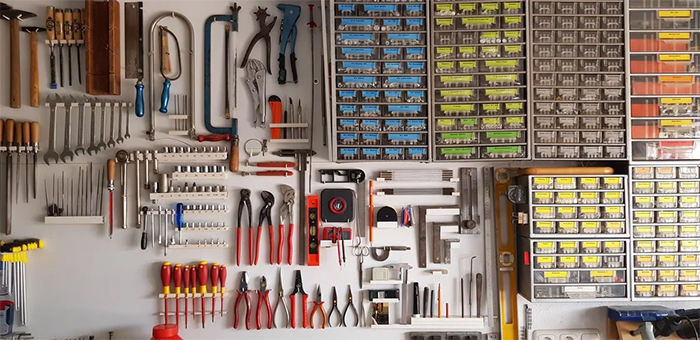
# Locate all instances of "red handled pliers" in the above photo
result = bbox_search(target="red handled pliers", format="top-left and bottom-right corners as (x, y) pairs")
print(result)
(279, 184), (295, 265)
(256, 276), (273, 329)
(237, 189), (252, 266)
(233, 271), (252, 330)
(256, 191), (275, 264)
(289, 269), (308, 329)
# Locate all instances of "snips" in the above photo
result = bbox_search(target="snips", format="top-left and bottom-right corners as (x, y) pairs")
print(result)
(279, 184), (295, 265)
(273, 268), (290, 328)
(233, 271), (252, 330)
(246, 59), (267, 128)
(256, 276), (273, 330)
(240, 7), (277, 73)
(237, 189), (252, 266)
(256, 191), (275, 265)
(289, 269), (308, 329)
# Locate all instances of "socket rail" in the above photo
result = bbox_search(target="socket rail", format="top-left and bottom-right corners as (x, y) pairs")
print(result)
(330, 0), (431, 162)
(432, 0), (528, 161)
(626, 2), (700, 162)
(530, 0), (627, 160)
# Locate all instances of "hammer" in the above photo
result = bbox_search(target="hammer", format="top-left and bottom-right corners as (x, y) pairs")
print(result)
(2, 8), (37, 108)
(22, 27), (46, 107)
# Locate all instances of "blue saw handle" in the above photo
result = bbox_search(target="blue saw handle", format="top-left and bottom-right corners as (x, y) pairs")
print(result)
(135, 82), (145, 117)
(176, 203), (184, 231)
(159, 80), (171, 113)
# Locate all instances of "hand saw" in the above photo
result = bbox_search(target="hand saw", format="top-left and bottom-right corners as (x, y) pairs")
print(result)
(124, 2), (144, 117)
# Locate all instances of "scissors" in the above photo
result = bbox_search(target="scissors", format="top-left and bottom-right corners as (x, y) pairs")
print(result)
(353, 246), (369, 289)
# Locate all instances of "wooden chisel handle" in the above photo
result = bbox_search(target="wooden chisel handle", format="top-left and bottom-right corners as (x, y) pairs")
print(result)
(46, 7), (56, 40)
(22, 122), (30, 146)
(54, 9), (64, 40)
(63, 9), (73, 41)
(31, 122), (40, 149)
(72, 9), (82, 40)
(5, 120), (15, 146)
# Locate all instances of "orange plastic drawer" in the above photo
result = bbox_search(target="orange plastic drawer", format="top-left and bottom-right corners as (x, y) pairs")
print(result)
(630, 39), (689, 52)
(631, 103), (659, 117)
(630, 61), (688, 74)
(632, 125), (660, 139)
(633, 82), (700, 95)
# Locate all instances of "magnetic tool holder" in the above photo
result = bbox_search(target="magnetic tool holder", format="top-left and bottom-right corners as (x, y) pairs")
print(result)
(148, 12), (195, 141)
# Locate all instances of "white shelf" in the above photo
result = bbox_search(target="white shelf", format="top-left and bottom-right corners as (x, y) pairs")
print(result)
(171, 172), (228, 180)
(370, 298), (400, 304)
(155, 152), (228, 162)
(44, 216), (104, 225)
(368, 280), (403, 285)
(169, 243), (229, 249)
(158, 293), (228, 299)
(149, 192), (229, 201)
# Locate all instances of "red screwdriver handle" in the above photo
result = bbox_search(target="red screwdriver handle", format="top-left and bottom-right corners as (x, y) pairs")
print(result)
(254, 161), (297, 168)
(173, 264), (182, 326)
(302, 294), (309, 329)
(248, 228), (254, 265)
(198, 261), (209, 328)
(183, 265), (190, 329)
(210, 263), (219, 323)
(255, 226), (263, 265)
(236, 228), (242, 266)
(219, 265), (227, 318)
(269, 224), (275, 264)
(287, 223), (294, 265)
(257, 170), (294, 176)
(278, 224), (284, 265)
(197, 134), (230, 142)
(190, 268), (197, 323)
(290, 295), (297, 329)
(161, 262), (172, 325)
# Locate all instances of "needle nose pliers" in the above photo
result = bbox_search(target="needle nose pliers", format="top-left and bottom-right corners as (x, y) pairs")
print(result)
(240, 7), (277, 74)
(237, 189), (252, 266)
(310, 285), (327, 329)
(341, 285), (359, 327)
(256, 190), (275, 265)
(233, 271), (252, 330)
(327, 286), (342, 327)
(273, 268), (290, 328)
(257, 276), (273, 330)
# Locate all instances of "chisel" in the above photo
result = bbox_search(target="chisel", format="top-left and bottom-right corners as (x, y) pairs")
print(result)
(5, 120), (15, 235)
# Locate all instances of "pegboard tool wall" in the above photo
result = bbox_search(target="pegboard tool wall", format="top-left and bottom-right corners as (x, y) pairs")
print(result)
(1, 1), (697, 340)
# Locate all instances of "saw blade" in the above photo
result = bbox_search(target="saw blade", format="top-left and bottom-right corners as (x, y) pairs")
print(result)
(124, 2), (143, 79)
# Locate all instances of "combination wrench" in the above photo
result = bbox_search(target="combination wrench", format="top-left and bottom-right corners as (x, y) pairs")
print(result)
(116, 150), (130, 229)
(125, 103), (131, 139)
(59, 95), (75, 163)
(116, 102), (125, 144)
(86, 96), (99, 156)
(75, 96), (86, 156)
(107, 101), (117, 148)
(96, 99), (107, 151)
(43, 94), (60, 164)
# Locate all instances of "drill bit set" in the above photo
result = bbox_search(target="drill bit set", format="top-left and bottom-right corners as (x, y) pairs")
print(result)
(45, 6), (84, 89)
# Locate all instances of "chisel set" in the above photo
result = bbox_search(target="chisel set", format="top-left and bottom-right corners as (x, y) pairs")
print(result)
(45, 6), (85, 89)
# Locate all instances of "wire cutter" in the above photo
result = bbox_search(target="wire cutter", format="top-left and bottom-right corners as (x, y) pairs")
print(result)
(279, 184), (295, 265)
(256, 276), (273, 330)
(289, 269), (308, 329)
(273, 268), (290, 328)
(276, 4), (301, 84)
(238, 189), (252, 266)
(240, 7), (277, 74)
(233, 271), (252, 330)
(256, 191), (275, 265)
(341, 285), (359, 327)
(327, 286), (342, 327)
(310, 285), (327, 329)
(246, 59), (267, 128)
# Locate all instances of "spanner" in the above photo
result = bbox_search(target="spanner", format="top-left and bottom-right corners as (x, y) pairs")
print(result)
(116, 101), (125, 144)
(86, 96), (100, 155)
(59, 95), (75, 163)
(116, 150), (130, 229)
(107, 101), (117, 148)
(96, 99), (107, 151)
(43, 94), (60, 165)
(124, 102), (131, 139)
(75, 96), (87, 156)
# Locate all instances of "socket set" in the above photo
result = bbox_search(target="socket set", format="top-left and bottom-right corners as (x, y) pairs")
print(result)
(521, 175), (628, 237)
(630, 165), (700, 300)
(518, 237), (629, 301)
(628, 3), (700, 161)
(432, 0), (527, 161)
(530, 1), (627, 160)
(331, 1), (430, 161)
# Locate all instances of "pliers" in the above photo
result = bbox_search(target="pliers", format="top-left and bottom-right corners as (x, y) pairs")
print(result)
(279, 184), (295, 265)
(273, 268), (290, 328)
(256, 276), (273, 330)
(238, 189), (252, 266)
(246, 59), (267, 128)
(233, 271), (252, 330)
(310, 285), (327, 329)
(327, 286), (342, 327)
(240, 6), (277, 74)
(256, 191), (275, 265)
(341, 285), (359, 327)
(289, 269), (308, 329)
(276, 4), (301, 84)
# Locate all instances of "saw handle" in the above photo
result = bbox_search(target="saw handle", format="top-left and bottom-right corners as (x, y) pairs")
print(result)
(159, 80), (171, 113)
(229, 135), (239, 173)
(197, 134), (230, 142)
(135, 82), (145, 117)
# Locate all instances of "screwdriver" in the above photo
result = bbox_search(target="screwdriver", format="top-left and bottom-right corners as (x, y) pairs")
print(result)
(210, 263), (219, 323)
(173, 264), (182, 327)
(190, 265), (197, 324)
(219, 264), (227, 317)
(161, 262), (172, 324)
(107, 159), (116, 238)
(183, 265), (190, 329)
(198, 261), (208, 328)
(31, 122), (39, 200)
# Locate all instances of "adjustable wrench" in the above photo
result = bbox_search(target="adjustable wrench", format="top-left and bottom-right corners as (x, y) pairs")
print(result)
(43, 94), (60, 164)
(59, 96), (75, 163)
(86, 96), (100, 155)
(96, 99), (107, 151)
(116, 102), (125, 144)
(107, 101), (117, 148)
(75, 96), (86, 156)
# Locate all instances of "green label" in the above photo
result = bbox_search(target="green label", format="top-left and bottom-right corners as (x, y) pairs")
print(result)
(459, 3), (476, 11)
(436, 4), (453, 11)
(485, 74), (517, 82)
(437, 119), (455, 126)
(443, 133), (475, 139)
(441, 147), (476, 155)
(461, 118), (477, 125)
(463, 17), (495, 25)
(436, 18), (453, 26)
(487, 131), (519, 138)
(504, 31), (522, 38)
(441, 90), (473, 97)
(459, 61), (477, 69)
(505, 103), (523, 110)
(459, 46), (476, 54)
(437, 62), (455, 69)
(482, 118), (501, 125)
(482, 32), (499, 39)
(504, 2), (521, 9)
(440, 76), (472, 83)
(482, 3), (498, 10)
(504, 45), (522, 53)
(441, 104), (474, 111)
(505, 16), (522, 24)
(436, 47), (454, 55)
(482, 46), (499, 53)
(485, 60), (517, 67)
(506, 117), (523, 124)
(485, 88), (518, 96)
(487, 146), (520, 153)
(483, 103), (500, 110)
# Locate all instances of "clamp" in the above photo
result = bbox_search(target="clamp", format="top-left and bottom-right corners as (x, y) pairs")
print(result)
(276, 4), (301, 84)
(240, 7), (276, 74)
(246, 59), (267, 127)
(256, 191), (275, 265)
(237, 189), (252, 265)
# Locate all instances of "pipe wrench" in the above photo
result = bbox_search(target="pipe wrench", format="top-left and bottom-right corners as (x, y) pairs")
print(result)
(245, 59), (266, 128)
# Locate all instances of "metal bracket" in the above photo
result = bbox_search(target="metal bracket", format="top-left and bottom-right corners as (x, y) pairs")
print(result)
(459, 167), (479, 234)
(443, 239), (460, 264)
(319, 169), (366, 183)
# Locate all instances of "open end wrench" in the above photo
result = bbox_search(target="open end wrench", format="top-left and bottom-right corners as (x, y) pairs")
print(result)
(43, 94), (60, 164)
(116, 150), (130, 229)
(75, 96), (86, 156)
(59, 96), (75, 163)
(107, 101), (117, 148)
(96, 100), (107, 151)
(124, 102), (131, 139)
(86, 97), (99, 156)
(116, 102), (125, 144)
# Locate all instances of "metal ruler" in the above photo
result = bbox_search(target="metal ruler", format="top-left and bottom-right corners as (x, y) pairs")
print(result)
(487, 168), (519, 340)
(459, 167), (479, 234)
